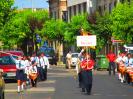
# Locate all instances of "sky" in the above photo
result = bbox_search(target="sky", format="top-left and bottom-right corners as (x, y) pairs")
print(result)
(14, 0), (49, 9)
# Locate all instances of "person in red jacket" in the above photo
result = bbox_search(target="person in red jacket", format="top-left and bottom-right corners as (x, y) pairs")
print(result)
(107, 51), (116, 76)
(80, 54), (95, 95)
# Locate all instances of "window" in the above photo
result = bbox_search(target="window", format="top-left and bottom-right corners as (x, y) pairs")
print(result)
(0, 56), (15, 65)
(68, 7), (72, 20)
(62, 11), (68, 22)
(72, 54), (79, 58)
(73, 5), (76, 15)
(109, 3), (112, 13)
(83, 2), (87, 13)
(98, 6), (102, 15)
(78, 4), (81, 14)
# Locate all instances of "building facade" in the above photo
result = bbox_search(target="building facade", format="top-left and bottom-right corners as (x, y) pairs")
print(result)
(47, 0), (67, 21)
(67, 0), (118, 21)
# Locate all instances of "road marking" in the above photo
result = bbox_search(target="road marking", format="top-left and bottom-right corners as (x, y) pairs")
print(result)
(5, 87), (55, 93)
(39, 80), (56, 84)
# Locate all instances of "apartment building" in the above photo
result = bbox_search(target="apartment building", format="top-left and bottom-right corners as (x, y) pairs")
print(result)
(67, 0), (118, 21)
(47, 0), (67, 21)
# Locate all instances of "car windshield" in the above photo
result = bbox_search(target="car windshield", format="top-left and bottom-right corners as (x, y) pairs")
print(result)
(12, 55), (18, 59)
(129, 50), (133, 54)
(72, 54), (78, 58)
(0, 56), (15, 65)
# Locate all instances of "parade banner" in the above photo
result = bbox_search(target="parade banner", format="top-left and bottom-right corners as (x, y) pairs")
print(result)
(77, 35), (96, 47)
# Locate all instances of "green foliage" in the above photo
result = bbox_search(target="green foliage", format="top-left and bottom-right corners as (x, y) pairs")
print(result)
(93, 12), (112, 53)
(40, 19), (67, 42)
(0, 0), (14, 28)
(1, 9), (49, 48)
(110, 2), (133, 43)
(64, 14), (92, 44)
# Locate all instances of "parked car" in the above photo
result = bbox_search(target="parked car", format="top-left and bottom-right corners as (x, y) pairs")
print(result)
(0, 69), (5, 99)
(0, 51), (23, 80)
(5, 51), (24, 56)
(71, 53), (79, 67)
(0, 52), (16, 80)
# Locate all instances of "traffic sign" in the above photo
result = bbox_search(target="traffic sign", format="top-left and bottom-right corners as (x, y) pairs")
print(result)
(36, 34), (41, 43)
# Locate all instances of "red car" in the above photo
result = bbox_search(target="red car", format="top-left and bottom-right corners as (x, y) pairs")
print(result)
(0, 51), (23, 80)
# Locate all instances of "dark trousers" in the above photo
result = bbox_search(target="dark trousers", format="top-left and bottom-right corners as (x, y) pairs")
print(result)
(31, 78), (37, 87)
(43, 65), (47, 80)
(125, 73), (130, 84)
(109, 62), (116, 75)
(81, 70), (93, 94)
(37, 67), (45, 81)
(78, 72), (82, 88)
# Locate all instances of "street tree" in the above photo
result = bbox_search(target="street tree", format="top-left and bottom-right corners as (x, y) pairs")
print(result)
(0, 0), (15, 28)
(40, 19), (67, 62)
(93, 12), (112, 53)
(0, 0), (15, 49)
(110, 2), (133, 43)
(64, 14), (92, 44)
(1, 9), (49, 54)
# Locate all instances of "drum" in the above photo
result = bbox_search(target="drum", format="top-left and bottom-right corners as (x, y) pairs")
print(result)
(128, 68), (133, 82)
(119, 66), (126, 75)
(29, 73), (38, 80)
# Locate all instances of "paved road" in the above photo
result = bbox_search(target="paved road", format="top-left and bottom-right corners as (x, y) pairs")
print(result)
(5, 66), (133, 99)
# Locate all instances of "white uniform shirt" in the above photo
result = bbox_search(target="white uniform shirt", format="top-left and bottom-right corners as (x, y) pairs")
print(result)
(42, 56), (50, 69)
(24, 60), (31, 75)
(15, 60), (25, 70)
(116, 56), (127, 63)
(29, 66), (38, 74)
(125, 57), (133, 67)
(31, 56), (39, 66)
(38, 57), (45, 68)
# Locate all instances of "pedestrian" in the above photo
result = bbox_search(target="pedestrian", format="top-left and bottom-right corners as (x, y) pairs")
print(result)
(76, 49), (85, 88)
(80, 54), (95, 95)
(124, 53), (133, 84)
(31, 52), (39, 65)
(15, 56), (26, 93)
(116, 52), (127, 81)
(40, 52), (50, 81)
(66, 51), (72, 69)
(29, 60), (38, 87)
(118, 60), (126, 83)
(106, 51), (116, 75)
(24, 56), (31, 86)
(38, 54), (45, 81)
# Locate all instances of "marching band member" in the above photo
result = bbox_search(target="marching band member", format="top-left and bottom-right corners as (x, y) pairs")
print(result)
(40, 53), (49, 81)
(38, 54), (45, 81)
(124, 53), (133, 84)
(15, 56), (26, 93)
(29, 60), (38, 87)
(116, 52), (127, 81)
(76, 49), (85, 88)
(80, 54), (95, 95)
(118, 60), (126, 83)
(23, 56), (31, 85)
(31, 52), (39, 67)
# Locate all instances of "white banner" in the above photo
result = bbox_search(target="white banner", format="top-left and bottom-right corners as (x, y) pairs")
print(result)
(77, 35), (96, 47)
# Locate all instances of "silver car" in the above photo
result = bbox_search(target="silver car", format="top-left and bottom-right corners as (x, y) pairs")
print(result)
(71, 53), (79, 67)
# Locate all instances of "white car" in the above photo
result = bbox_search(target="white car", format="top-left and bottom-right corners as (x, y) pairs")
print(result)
(71, 53), (79, 67)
